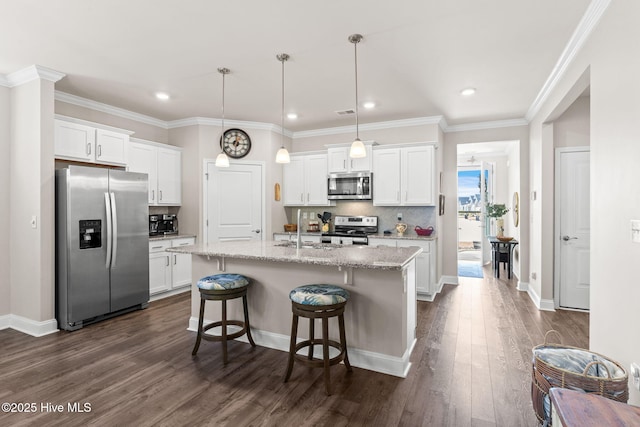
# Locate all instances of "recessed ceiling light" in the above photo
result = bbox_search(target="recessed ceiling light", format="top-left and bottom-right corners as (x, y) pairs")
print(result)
(363, 101), (376, 109)
(155, 92), (170, 101)
(287, 113), (298, 119)
(460, 88), (476, 96)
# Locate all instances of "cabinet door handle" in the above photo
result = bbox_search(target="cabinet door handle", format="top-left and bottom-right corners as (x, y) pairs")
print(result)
(343, 159), (346, 169)
(159, 190), (163, 201)
(350, 159), (354, 169)
(151, 190), (155, 201)
(97, 144), (102, 157)
(87, 143), (91, 156)
(179, 242), (190, 246)
(151, 245), (163, 249)
(300, 193), (303, 203)
(174, 254), (177, 265)
(166, 256), (170, 266)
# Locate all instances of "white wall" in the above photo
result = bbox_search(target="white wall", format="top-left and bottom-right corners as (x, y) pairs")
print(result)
(0, 86), (10, 316)
(554, 95), (590, 148)
(529, 0), (640, 405)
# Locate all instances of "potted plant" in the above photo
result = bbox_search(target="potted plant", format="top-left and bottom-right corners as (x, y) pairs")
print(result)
(486, 203), (510, 237)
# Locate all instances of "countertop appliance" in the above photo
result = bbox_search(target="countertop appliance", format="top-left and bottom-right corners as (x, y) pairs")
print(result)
(149, 214), (178, 236)
(321, 215), (378, 245)
(55, 166), (149, 331)
(327, 172), (372, 200)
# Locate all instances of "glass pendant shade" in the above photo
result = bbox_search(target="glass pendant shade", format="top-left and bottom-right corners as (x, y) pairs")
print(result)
(215, 152), (230, 167)
(349, 138), (366, 158)
(275, 147), (290, 163)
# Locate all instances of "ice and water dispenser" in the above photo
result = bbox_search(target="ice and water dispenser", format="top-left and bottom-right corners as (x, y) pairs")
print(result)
(79, 219), (102, 249)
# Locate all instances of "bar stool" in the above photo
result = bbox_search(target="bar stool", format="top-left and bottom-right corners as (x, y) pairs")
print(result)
(192, 273), (256, 364)
(283, 284), (352, 395)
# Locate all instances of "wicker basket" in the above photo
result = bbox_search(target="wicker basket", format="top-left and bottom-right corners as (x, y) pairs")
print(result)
(531, 330), (629, 425)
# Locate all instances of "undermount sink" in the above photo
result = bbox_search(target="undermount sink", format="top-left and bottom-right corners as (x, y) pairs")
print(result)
(275, 241), (336, 250)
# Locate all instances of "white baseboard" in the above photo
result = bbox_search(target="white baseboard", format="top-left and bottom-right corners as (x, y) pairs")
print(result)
(526, 286), (556, 312)
(517, 280), (529, 292)
(0, 314), (10, 330)
(188, 316), (413, 378)
(441, 275), (459, 286)
(3, 315), (59, 337)
(150, 286), (190, 302)
(417, 293), (434, 302)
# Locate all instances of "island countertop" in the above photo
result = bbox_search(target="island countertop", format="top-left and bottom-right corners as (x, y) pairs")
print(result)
(167, 240), (422, 270)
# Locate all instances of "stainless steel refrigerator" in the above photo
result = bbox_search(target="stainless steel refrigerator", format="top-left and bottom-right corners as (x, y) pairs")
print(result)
(56, 165), (149, 331)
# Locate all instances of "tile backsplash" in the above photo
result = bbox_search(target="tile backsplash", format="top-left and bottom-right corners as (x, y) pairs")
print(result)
(284, 202), (436, 236)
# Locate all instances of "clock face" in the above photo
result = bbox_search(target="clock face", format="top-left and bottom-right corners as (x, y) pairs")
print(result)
(220, 128), (251, 159)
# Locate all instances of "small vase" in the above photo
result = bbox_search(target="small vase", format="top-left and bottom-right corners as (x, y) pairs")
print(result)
(496, 218), (504, 237)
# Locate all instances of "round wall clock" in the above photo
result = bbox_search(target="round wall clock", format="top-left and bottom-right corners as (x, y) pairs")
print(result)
(220, 128), (251, 158)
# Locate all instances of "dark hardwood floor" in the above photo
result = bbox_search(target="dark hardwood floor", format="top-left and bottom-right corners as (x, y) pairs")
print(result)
(0, 265), (588, 426)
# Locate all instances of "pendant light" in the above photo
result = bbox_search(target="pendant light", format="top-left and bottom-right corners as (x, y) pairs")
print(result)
(275, 53), (291, 164)
(215, 67), (230, 168)
(348, 34), (366, 158)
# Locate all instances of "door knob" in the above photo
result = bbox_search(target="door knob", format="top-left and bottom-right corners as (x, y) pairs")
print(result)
(252, 229), (261, 234)
(562, 235), (578, 241)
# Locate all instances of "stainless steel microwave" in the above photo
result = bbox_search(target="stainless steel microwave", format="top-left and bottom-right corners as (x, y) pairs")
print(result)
(327, 172), (372, 200)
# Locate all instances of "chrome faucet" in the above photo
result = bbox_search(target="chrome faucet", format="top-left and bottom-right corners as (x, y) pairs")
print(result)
(296, 208), (302, 249)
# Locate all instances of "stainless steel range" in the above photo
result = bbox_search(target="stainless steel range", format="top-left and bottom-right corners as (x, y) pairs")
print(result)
(321, 215), (378, 245)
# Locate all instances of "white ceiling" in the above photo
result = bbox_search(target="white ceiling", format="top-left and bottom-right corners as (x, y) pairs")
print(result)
(0, 0), (592, 132)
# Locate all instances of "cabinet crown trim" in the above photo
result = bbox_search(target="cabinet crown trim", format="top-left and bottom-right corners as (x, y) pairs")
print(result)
(372, 141), (437, 150)
(130, 137), (182, 151)
(55, 114), (135, 136)
(324, 141), (378, 149)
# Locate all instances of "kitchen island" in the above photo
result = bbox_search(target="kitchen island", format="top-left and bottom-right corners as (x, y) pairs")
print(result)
(168, 240), (422, 377)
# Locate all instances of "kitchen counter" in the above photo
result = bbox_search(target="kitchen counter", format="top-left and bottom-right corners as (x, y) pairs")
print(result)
(149, 234), (196, 241)
(170, 239), (420, 377)
(369, 233), (437, 241)
(168, 240), (421, 270)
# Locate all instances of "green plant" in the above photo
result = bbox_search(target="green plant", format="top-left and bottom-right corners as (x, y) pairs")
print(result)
(486, 203), (509, 218)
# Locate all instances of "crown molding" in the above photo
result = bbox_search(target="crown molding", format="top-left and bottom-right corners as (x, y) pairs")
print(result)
(55, 91), (168, 128)
(525, 0), (611, 121)
(292, 116), (445, 139)
(166, 116), (282, 133)
(444, 118), (529, 133)
(1, 65), (65, 88)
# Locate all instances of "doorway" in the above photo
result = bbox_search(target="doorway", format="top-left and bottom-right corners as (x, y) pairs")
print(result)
(203, 160), (265, 243)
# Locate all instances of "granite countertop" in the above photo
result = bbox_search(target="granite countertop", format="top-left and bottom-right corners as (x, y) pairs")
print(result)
(166, 240), (422, 270)
(149, 234), (197, 241)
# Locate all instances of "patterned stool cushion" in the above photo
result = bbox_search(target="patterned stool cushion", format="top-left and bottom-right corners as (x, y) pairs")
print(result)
(197, 274), (249, 291)
(289, 284), (350, 306)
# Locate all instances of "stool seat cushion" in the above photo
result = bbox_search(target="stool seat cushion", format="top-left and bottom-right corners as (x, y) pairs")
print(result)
(289, 284), (350, 306)
(197, 274), (249, 291)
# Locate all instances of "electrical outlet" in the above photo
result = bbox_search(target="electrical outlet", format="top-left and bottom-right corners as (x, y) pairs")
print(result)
(397, 213), (403, 221)
(30, 215), (37, 229)
(531, 272), (537, 280)
(302, 212), (308, 219)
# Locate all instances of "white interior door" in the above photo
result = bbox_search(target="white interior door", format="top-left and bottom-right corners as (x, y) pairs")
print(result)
(556, 149), (590, 310)
(205, 161), (264, 243)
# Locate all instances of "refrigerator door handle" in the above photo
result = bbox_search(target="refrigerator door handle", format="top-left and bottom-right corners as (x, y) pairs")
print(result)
(105, 192), (113, 268)
(110, 192), (118, 267)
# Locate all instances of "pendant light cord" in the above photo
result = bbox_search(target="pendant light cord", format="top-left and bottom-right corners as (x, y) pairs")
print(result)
(281, 56), (285, 147)
(354, 39), (359, 140)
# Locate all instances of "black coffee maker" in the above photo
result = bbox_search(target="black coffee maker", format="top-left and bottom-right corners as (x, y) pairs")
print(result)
(149, 214), (178, 236)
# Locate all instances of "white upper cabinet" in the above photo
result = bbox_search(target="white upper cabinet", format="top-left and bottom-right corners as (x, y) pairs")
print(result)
(128, 139), (182, 206)
(373, 143), (435, 206)
(54, 116), (131, 166)
(283, 153), (333, 206)
(327, 142), (374, 173)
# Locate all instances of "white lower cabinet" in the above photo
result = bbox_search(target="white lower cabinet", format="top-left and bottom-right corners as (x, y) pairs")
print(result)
(273, 233), (321, 243)
(368, 238), (437, 299)
(148, 237), (195, 296)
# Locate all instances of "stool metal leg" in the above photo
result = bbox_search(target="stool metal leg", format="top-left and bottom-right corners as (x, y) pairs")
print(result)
(221, 299), (228, 364)
(322, 316), (331, 395)
(339, 313), (352, 372)
(308, 318), (315, 360)
(284, 313), (299, 382)
(242, 294), (256, 347)
(192, 297), (206, 355)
